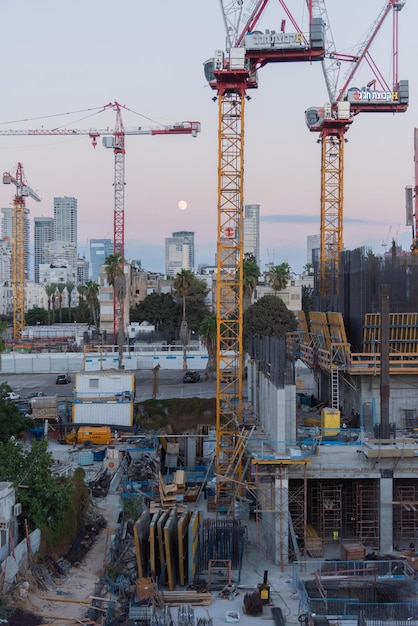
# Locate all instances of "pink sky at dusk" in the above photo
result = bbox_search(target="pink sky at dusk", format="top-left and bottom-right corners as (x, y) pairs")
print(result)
(0, 1), (416, 275)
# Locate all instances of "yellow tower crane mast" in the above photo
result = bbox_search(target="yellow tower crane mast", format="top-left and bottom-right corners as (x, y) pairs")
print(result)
(3, 163), (40, 340)
(205, 0), (325, 512)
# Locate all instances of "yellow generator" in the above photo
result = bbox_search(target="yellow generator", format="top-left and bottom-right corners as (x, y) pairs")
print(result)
(321, 408), (340, 437)
(66, 426), (112, 446)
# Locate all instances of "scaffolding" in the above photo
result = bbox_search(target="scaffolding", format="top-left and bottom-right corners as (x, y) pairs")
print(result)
(355, 482), (379, 545)
(393, 482), (418, 546)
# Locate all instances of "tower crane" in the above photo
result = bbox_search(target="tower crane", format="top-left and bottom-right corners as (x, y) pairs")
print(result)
(204, 1), (326, 512)
(306, 0), (408, 308)
(3, 163), (40, 339)
(0, 102), (201, 339)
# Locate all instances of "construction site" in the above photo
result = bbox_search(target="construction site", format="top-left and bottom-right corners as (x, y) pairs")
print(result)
(2, 0), (418, 624)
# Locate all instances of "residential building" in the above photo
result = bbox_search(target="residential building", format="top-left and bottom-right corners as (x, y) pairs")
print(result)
(165, 231), (194, 277)
(38, 263), (76, 288)
(77, 257), (89, 284)
(0, 238), (11, 286)
(90, 238), (113, 281)
(130, 270), (171, 308)
(44, 241), (77, 269)
(243, 204), (260, 264)
(34, 217), (54, 283)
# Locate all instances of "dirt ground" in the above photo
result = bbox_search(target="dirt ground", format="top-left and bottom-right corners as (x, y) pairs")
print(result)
(10, 494), (123, 626)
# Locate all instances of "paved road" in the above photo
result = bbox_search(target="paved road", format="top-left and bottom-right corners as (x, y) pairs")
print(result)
(0, 369), (216, 401)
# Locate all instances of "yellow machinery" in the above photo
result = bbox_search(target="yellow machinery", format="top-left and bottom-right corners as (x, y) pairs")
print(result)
(3, 164), (40, 340)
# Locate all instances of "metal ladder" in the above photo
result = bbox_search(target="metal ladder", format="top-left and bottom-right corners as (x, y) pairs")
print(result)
(331, 365), (339, 410)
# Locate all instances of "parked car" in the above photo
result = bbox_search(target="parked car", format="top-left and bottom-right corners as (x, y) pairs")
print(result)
(26, 391), (46, 398)
(56, 374), (71, 385)
(221, 368), (235, 382)
(5, 392), (21, 401)
(183, 370), (201, 383)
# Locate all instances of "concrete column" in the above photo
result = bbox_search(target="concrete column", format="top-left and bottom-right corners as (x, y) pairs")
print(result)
(274, 471), (289, 567)
(380, 476), (393, 553)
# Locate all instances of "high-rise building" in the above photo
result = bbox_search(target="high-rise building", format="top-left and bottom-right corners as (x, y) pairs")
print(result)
(243, 204), (260, 265)
(307, 234), (320, 265)
(34, 217), (54, 283)
(1, 206), (30, 282)
(54, 197), (77, 273)
(90, 238), (113, 281)
(165, 231), (195, 277)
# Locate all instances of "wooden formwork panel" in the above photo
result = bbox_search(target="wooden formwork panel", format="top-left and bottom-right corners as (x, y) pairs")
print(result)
(177, 510), (191, 586)
(150, 510), (161, 580)
(157, 509), (170, 586)
(133, 509), (151, 579)
(188, 510), (201, 585)
(164, 509), (178, 591)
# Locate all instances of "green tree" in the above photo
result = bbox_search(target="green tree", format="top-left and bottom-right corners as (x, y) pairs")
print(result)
(84, 280), (99, 328)
(242, 254), (260, 311)
(200, 314), (217, 380)
(173, 270), (195, 370)
(131, 292), (180, 339)
(243, 294), (297, 348)
(56, 283), (66, 323)
(269, 263), (291, 294)
(65, 281), (76, 322)
(26, 307), (48, 326)
(104, 253), (126, 368)
(0, 383), (34, 441)
(0, 438), (74, 531)
(45, 283), (57, 325)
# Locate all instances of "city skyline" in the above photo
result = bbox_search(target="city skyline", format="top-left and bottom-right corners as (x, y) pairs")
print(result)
(0, 1), (416, 275)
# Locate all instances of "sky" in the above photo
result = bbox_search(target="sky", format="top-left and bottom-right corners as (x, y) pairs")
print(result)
(0, 0), (417, 276)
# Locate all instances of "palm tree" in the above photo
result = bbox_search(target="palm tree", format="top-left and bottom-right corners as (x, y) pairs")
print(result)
(242, 255), (260, 311)
(84, 280), (99, 328)
(56, 283), (66, 323)
(44, 283), (56, 325)
(65, 281), (76, 322)
(173, 269), (194, 370)
(104, 253), (126, 368)
(269, 263), (291, 294)
(200, 314), (216, 380)
(77, 283), (86, 306)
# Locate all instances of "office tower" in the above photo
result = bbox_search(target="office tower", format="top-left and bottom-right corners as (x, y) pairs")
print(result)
(54, 196), (77, 273)
(90, 238), (113, 281)
(1, 206), (31, 282)
(307, 234), (320, 265)
(243, 204), (260, 265)
(165, 231), (195, 277)
(34, 217), (54, 283)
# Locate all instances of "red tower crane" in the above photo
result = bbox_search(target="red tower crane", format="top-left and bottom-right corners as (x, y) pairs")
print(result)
(306, 0), (408, 307)
(0, 102), (201, 339)
(3, 163), (40, 339)
(204, 1), (326, 512)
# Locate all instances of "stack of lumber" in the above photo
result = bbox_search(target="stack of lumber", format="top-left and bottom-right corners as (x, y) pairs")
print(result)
(305, 525), (323, 557)
(157, 471), (187, 512)
(161, 590), (213, 606)
(340, 542), (366, 560)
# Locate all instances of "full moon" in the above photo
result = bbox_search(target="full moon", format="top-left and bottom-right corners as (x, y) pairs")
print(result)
(178, 200), (188, 210)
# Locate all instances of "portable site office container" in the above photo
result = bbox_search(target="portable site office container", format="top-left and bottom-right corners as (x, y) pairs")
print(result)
(74, 372), (135, 397)
(72, 372), (135, 427)
(72, 402), (133, 427)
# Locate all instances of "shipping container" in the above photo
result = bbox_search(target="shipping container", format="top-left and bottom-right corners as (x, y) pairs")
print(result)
(72, 402), (133, 427)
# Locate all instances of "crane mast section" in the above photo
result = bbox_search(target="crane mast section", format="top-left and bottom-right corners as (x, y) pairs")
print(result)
(3, 164), (40, 339)
(216, 93), (245, 510)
